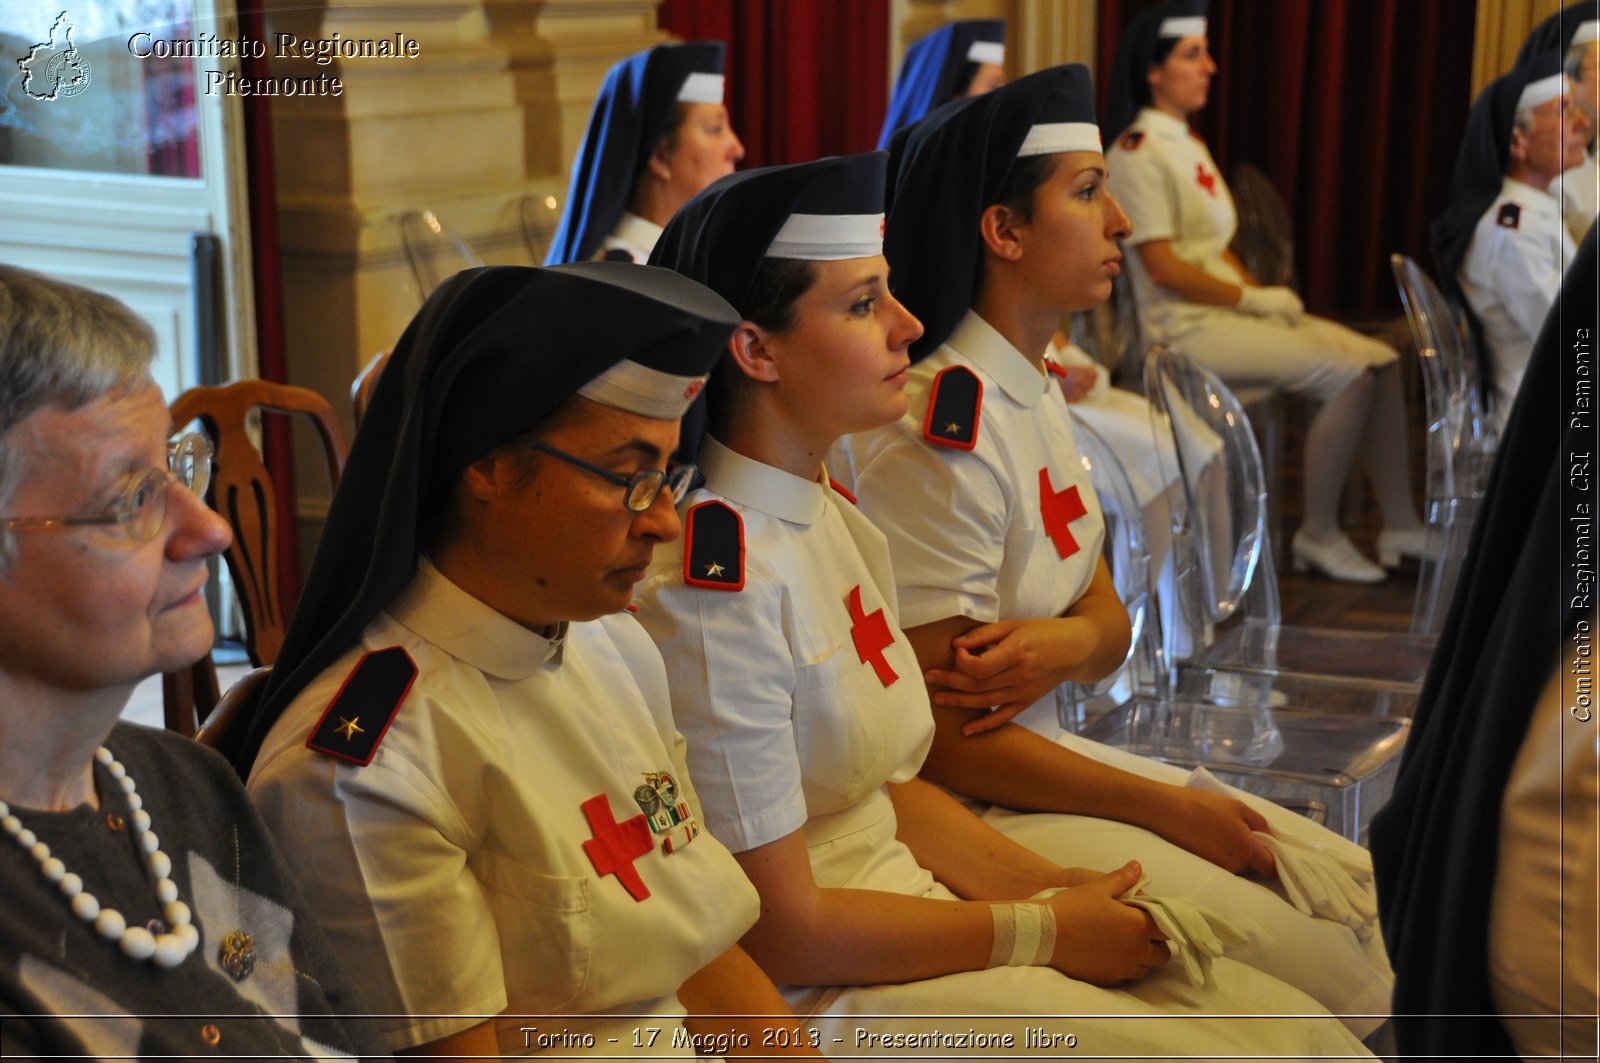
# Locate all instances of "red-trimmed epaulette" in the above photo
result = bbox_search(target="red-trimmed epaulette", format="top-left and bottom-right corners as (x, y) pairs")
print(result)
(1120, 130), (1145, 150)
(683, 500), (744, 591)
(828, 477), (858, 505)
(1496, 202), (1521, 230)
(306, 646), (416, 766)
(921, 365), (983, 450)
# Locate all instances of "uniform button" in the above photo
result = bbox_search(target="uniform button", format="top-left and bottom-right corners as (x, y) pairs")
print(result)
(104, 813), (125, 832)
(200, 1022), (221, 1045)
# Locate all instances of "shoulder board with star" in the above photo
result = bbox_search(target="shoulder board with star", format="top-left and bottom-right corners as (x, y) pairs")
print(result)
(683, 500), (744, 591)
(306, 646), (417, 766)
(921, 365), (983, 451)
(1119, 130), (1144, 151)
(1496, 202), (1521, 230)
(828, 477), (858, 505)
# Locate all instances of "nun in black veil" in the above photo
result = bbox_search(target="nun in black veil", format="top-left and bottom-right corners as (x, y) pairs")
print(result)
(1371, 228), (1598, 1063)
(1432, 50), (1585, 433)
(236, 262), (817, 1058)
(545, 42), (744, 265)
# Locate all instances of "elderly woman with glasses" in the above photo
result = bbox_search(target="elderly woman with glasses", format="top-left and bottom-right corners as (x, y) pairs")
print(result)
(0, 265), (386, 1059)
(240, 263), (817, 1059)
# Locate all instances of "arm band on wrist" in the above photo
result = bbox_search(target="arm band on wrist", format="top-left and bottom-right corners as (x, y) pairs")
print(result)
(988, 902), (1057, 968)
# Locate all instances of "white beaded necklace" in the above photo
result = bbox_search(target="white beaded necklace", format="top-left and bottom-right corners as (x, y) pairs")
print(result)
(1, 746), (199, 968)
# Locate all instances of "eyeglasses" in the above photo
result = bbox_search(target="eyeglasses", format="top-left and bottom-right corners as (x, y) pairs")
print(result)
(524, 439), (695, 514)
(0, 432), (214, 543)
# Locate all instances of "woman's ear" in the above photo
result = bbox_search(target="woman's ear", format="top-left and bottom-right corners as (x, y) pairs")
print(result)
(645, 137), (676, 183)
(461, 448), (520, 501)
(979, 202), (1026, 262)
(1508, 124), (1531, 164)
(727, 323), (782, 383)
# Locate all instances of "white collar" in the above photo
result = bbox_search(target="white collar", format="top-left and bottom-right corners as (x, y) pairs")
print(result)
(944, 310), (1050, 408)
(698, 436), (828, 525)
(1502, 176), (1561, 212)
(610, 212), (665, 256)
(1137, 107), (1191, 139)
(389, 556), (566, 680)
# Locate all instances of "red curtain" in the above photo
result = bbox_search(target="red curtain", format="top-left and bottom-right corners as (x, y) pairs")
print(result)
(240, 0), (303, 615)
(658, 0), (889, 167)
(1097, 0), (1477, 316)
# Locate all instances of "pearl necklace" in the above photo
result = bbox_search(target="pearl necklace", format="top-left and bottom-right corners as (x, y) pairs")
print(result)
(1, 746), (199, 968)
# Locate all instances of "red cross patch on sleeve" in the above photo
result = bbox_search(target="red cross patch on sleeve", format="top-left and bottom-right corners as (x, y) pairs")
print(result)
(683, 500), (745, 591)
(1039, 467), (1089, 559)
(922, 365), (982, 450)
(306, 646), (417, 766)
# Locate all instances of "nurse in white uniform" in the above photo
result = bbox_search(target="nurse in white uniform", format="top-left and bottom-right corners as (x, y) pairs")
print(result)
(238, 264), (814, 1059)
(1104, 0), (1426, 583)
(639, 148), (1371, 1060)
(1437, 51), (1587, 433)
(839, 62), (1397, 1037)
(546, 42), (744, 265)
(1515, 7), (1600, 241)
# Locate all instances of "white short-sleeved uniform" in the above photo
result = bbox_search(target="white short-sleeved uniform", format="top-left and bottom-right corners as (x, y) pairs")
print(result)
(1107, 107), (1396, 401)
(1559, 150), (1598, 243)
(1459, 176), (1578, 432)
(633, 440), (1371, 1060)
(599, 212), (663, 263)
(248, 558), (760, 1056)
(837, 311), (1394, 1033)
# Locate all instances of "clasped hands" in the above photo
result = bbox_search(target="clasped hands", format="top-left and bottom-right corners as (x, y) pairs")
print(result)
(923, 617), (1096, 736)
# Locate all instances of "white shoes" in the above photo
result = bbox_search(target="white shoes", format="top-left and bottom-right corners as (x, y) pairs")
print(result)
(1375, 527), (1437, 568)
(1290, 531), (1386, 584)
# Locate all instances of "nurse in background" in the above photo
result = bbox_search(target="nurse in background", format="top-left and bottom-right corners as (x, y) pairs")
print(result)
(1105, 0), (1426, 584)
(1517, 6), (1599, 239)
(546, 42), (744, 265)
(877, 19), (1006, 149)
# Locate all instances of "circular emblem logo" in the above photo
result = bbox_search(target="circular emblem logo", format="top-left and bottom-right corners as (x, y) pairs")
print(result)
(45, 50), (91, 97)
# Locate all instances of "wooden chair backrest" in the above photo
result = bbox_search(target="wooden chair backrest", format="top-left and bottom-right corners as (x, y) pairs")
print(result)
(196, 666), (271, 768)
(351, 350), (389, 428)
(170, 380), (347, 668)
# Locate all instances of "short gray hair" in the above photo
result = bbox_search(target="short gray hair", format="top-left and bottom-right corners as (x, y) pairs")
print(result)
(0, 265), (156, 567)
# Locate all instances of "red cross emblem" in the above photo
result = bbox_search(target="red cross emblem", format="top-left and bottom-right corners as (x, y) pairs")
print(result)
(580, 793), (653, 901)
(846, 585), (899, 687)
(1195, 163), (1217, 196)
(1039, 467), (1088, 559)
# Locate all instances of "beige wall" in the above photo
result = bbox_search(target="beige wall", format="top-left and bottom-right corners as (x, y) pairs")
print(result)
(1473, 0), (1571, 96)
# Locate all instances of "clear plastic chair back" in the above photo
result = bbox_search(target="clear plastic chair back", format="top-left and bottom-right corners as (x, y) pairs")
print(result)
(1389, 253), (1496, 634)
(399, 210), (485, 304)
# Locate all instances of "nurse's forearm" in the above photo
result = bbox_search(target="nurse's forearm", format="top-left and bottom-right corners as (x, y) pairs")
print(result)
(678, 945), (822, 1057)
(1137, 239), (1245, 307)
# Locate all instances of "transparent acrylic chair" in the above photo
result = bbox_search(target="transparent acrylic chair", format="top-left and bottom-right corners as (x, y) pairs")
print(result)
(1142, 344), (1435, 718)
(398, 209), (484, 304)
(1061, 407), (1411, 842)
(1389, 253), (1497, 635)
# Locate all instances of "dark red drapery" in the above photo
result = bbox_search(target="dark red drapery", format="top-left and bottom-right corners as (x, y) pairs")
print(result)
(1097, 0), (1477, 316)
(658, 0), (889, 167)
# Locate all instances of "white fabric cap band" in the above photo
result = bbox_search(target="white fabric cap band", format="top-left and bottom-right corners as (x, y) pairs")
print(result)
(1573, 20), (1600, 47)
(765, 212), (885, 260)
(1159, 16), (1208, 38)
(1518, 71), (1569, 112)
(677, 72), (725, 104)
(966, 40), (1005, 65)
(1017, 121), (1103, 157)
(988, 902), (1057, 968)
(577, 360), (709, 420)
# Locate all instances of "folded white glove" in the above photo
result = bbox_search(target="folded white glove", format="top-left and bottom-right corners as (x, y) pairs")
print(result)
(1117, 877), (1248, 989)
(1236, 284), (1304, 324)
(1252, 831), (1379, 940)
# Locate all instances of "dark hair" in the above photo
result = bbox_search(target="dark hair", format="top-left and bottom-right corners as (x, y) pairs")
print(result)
(943, 60), (982, 105)
(992, 152), (1059, 223)
(705, 257), (818, 435)
(1137, 37), (1184, 109)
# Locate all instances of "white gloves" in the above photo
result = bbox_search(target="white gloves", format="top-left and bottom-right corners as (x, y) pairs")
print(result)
(1118, 878), (1247, 989)
(1252, 831), (1379, 940)
(1236, 284), (1304, 324)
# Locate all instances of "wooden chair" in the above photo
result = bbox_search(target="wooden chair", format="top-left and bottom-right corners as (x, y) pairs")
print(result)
(163, 381), (347, 735)
(196, 667), (271, 766)
(351, 350), (389, 428)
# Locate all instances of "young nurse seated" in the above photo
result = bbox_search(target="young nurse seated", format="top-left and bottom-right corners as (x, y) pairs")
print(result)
(0, 265), (385, 1060)
(836, 63), (1396, 1038)
(636, 148), (1372, 1059)
(238, 263), (816, 1058)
